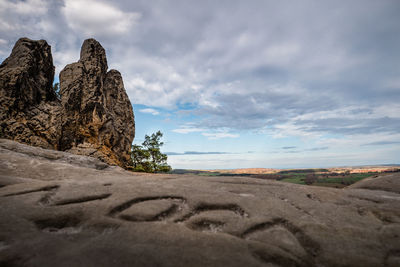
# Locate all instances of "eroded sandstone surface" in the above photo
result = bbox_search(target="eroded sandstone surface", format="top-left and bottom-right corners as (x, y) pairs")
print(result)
(59, 39), (135, 167)
(0, 38), (61, 149)
(0, 139), (399, 267)
(0, 38), (135, 168)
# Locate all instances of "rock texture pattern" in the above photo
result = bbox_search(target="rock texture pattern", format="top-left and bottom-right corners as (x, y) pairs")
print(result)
(1, 139), (399, 267)
(59, 39), (135, 167)
(0, 38), (61, 149)
(0, 38), (135, 168)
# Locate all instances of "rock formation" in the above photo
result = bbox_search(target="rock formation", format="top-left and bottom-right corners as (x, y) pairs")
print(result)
(59, 39), (135, 167)
(0, 139), (399, 267)
(0, 38), (61, 149)
(0, 37), (135, 168)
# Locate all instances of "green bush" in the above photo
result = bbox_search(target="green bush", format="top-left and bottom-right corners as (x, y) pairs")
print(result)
(130, 131), (171, 173)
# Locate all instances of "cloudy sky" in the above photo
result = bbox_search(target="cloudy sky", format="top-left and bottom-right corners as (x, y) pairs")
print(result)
(1, 0), (399, 169)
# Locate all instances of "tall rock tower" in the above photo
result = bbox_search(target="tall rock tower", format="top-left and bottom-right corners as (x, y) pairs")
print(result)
(0, 38), (61, 149)
(59, 39), (135, 167)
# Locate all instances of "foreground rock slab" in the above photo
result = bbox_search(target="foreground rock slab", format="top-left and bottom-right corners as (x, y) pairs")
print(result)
(0, 139), (399, 267)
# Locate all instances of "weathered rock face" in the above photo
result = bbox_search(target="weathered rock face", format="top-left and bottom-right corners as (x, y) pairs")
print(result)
(59, 39), (135, 167)
(0, 38), (61, 149)
(1, 139), (399, 267)
(0, 37), (135, 168)
(0, 38), (56, 107)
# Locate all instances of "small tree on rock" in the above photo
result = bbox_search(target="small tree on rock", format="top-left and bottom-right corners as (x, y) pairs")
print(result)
(131, 144), (151, 172)
(130, 131), (171, 173)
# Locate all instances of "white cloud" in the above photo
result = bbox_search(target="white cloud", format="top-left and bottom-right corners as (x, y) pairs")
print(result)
(262, 43), (301, 67)
(0, 20), (16, 31)
(171, 125), (239, 139)
(316, 132), (400, 149)
(383, 78), (400, 89)
(172, 127), (206, 134)
(373, 104), (400, 119)
(202, 132), (239, 140)
(62, 0), (141, 36)
(0, 0), (48, 34)
(270, 121), (321, 140)
(0, 0), (48, 15)
(139, 108), (160, 116)
(126, 77), (176, 108)
(124, 66), (200, 108)
(53, 48), (80, 77)
(172, 123), (239, 140)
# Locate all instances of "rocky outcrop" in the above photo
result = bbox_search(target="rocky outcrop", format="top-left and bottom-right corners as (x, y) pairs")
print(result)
(1, 139), (399, 267)
(0, 38), (135, 168)
(59, 39), (135, 167)
(0, 38), (61, 149)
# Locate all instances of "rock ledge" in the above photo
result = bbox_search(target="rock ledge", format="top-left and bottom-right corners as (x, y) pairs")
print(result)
(0, 139), (399, 267)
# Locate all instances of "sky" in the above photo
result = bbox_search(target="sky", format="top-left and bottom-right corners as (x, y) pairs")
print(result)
(1, 0), (400, 169)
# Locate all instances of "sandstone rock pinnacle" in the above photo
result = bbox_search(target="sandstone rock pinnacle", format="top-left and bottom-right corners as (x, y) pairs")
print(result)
(0, 37), (135, 168)
(0, 38), (61, 149)
(59, 38), (135, 167)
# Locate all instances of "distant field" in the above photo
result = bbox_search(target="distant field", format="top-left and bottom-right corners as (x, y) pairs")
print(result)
(170, 166), (400, 188)
(280, 172), (376, 187)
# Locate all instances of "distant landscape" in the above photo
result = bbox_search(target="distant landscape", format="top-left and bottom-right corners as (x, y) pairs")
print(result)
(171, 165), (400, 188)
